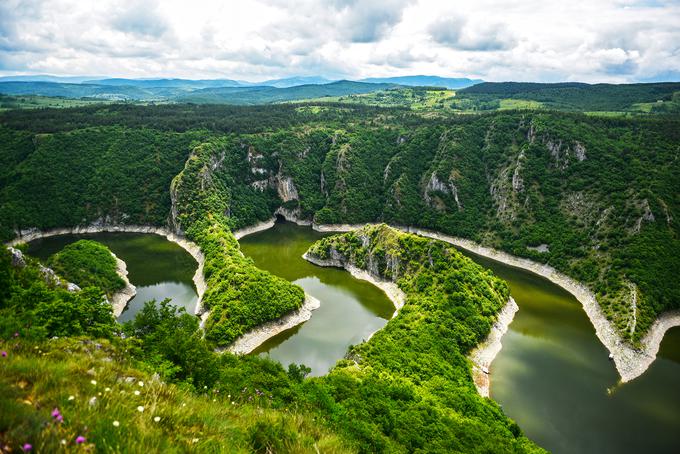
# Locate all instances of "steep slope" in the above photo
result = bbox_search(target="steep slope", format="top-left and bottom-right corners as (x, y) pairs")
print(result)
(1, 105), (678, 350)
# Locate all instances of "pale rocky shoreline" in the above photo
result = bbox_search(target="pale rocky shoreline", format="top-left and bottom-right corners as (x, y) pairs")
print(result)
(110, 252), (136, 317)
(10, 218), (677, 383)
(468, 298), (519, 397)
(225, 295), (321, 354)
(302, 252), (406, 316)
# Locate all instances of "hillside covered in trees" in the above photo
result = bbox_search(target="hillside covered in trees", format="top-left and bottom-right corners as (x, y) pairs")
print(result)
(1, 103), (677, 343)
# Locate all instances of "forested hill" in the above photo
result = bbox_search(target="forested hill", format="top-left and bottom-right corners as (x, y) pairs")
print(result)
(457, 81), (680, 112)
(1, 104), (678, 344)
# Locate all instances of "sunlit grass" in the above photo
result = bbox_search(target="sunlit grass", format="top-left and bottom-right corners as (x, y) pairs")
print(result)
(0, 337), (351, 453)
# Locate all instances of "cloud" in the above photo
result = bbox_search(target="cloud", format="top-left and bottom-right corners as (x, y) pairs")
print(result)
(428, 17), (517, 51)
(110, 1), (168, 38)
(0, 0), (678, 82)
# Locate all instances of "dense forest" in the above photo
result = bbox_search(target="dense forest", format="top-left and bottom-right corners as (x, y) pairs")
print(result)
(1, 103), (678, 342)
(457, 82), (680, 112)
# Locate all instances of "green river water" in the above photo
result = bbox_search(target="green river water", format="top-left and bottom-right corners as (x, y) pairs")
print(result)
(26, 222), (680, 453)
(27, 232), (199, 323)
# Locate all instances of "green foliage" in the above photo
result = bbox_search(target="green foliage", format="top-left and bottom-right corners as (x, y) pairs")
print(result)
(123, 299), (220, 388)
(47, 240), (124, 296)
(0, 337), (349, 453)
(171, 140), (306, 346)
(0, 247), (117, 340)
(1, 105), (677, 341)
(305, 225), (536, 453)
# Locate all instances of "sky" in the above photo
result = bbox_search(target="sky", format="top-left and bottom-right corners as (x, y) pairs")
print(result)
(1, 0), (679, 83)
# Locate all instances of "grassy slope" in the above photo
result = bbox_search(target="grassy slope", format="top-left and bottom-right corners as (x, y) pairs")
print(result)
(0, 338), (348, 453)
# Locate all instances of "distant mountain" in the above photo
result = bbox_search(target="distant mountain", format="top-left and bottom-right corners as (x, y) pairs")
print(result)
(254, 76), (334, 88)
(0, 75), (106, 84)
(360, 75), (483, 89)
(0, 81), (186, 100)
(179, 80), (398, 104)
(85, 78), (246, 88)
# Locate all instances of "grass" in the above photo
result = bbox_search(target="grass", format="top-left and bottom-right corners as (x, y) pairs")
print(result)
(288, 88), (456, 110)
(0, 337), (351, 453)
(498, 99), (543, 110)
(0, 95), (113, 111)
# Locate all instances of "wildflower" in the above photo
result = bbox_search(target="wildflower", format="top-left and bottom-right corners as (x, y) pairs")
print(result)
(89, 396), (97, 407)
(134, 390), (140, 396)
(113, 421), (120, 427)
(192, 438), (199, 443)
(75, 436), (86, 444)
(90, 380), (97, 386)
(68, 395), (75, 401)
(153, 416), (161, 422)
(52, 408), (60, 418)
(61, 439), (67, 445)
(22, 443), (32, 452)
(137, 406), (144, 412)
(1, 351), (6, 357)
(14, 332), (19, 337)
(138, 381), (144, 387)
(105, 387), (111, 392)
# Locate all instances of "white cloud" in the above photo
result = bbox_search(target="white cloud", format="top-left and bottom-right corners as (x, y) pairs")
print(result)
(0, 0), (678, 82)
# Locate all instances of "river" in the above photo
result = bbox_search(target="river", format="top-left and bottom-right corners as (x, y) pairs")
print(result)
(26, 232), (198, 323)
(239, 221), (394, 376)
(240, 221), (680, 454)
(25, 224), (680, 452)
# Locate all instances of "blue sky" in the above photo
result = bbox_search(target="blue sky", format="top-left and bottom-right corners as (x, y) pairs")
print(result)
(0, 0), (679, 82)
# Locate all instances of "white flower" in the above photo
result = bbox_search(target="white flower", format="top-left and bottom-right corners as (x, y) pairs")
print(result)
(137, 406), (144, 412)
(182, 403), (186, 407)
(153, 416), (161, 422)
(68, 395), (75, 401)
(192, 438), (199, 444)
(138, 381), (144, 387)
(90, 380), (97, 386)
(61, 439), (67, 445)
(105, 387), (111, 392)
(134, 390), (140, 396)
(113, 421), (120, 427)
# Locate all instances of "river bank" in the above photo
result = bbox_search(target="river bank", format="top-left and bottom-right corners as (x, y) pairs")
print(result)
(225, 295), (321, 354)
(302, 252), (405, 316)
(8, 224), (207, 315)
(468, 297), (519, 397)
(110, 252), (136, 317)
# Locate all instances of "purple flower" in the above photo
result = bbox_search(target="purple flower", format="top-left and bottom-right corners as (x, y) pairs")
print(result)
(14, 332), (19, 338)
(75, 436), (86, 444)
(51, 408), (61, 418)
(22, 444), (32, 452)
(1, 351), (6, 357)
